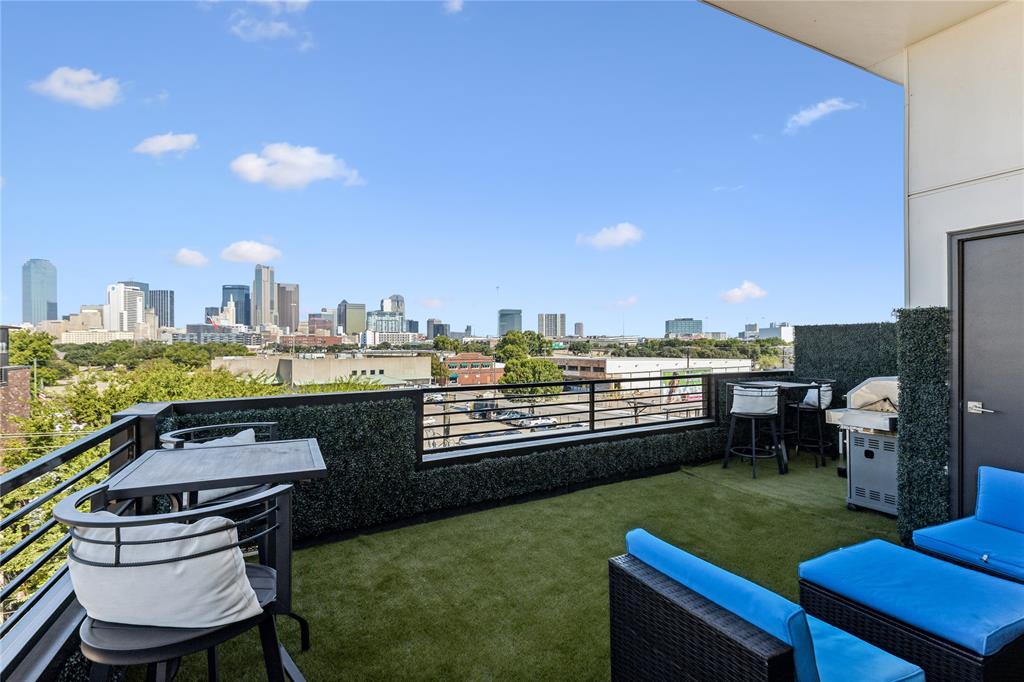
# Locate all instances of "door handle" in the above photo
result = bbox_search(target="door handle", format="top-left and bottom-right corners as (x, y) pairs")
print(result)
(966, 401), (996, 415)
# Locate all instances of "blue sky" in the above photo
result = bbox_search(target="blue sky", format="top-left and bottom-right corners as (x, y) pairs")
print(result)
(1, 0), (904, 336)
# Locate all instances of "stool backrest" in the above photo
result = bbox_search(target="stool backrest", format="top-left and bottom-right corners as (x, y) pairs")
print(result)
(800, 379), (835, 410)
(730, 384), (779, 416)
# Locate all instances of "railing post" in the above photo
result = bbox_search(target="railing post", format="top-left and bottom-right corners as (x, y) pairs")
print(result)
(588, 382), (596, 432)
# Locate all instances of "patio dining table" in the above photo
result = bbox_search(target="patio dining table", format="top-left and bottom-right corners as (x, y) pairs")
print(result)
(728, 379), (819, 465)
(103, 438), (326, 680)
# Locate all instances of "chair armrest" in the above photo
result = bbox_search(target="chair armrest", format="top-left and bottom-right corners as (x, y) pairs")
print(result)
(609, 554), (794, 681)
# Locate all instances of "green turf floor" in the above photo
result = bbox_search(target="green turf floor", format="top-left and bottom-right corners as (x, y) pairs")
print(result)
(177, 453), (896, 680)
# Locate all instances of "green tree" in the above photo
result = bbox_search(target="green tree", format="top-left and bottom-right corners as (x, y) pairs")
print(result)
(568, 340), (592, 355)
(430, 355), (448, 385)
(499, 357), (564, 398)
(163, 343), (211, 368)
(432, 336), (459, 352)
(9, 330), (75, 388)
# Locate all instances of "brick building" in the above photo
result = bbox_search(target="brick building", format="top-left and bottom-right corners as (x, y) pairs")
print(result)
(444, 352), (504, 386)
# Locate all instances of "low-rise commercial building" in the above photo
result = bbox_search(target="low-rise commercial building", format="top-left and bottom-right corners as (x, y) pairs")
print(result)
(213, 353), (432, 386)
(60, 330), (136, 344)
(443, 352), (504, 385)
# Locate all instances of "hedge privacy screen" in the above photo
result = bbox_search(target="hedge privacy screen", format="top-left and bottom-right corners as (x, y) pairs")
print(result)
(895, 306), (951, 541)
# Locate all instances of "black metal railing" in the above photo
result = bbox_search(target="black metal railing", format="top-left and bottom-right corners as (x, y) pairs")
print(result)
(420, 374), (717, 457)
(0, 416), (140, 635)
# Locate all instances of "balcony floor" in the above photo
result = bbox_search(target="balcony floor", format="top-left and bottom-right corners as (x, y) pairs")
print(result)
(178, 453), (897, 680)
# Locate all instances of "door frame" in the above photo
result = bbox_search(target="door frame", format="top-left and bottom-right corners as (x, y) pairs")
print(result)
(947, 219), (1024, 517)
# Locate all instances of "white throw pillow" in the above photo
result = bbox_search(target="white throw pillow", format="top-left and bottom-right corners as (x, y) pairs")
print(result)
(802, 386), (833, 409)
(183, 428), (258, 504)
(731, 387), (778, 416)
(69, 512), (263, 628)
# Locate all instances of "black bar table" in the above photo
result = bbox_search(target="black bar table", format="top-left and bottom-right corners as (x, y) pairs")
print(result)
(730, 380), (818, 467)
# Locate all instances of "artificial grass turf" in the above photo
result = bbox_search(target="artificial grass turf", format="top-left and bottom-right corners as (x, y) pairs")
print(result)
(176, 453), (896, 681)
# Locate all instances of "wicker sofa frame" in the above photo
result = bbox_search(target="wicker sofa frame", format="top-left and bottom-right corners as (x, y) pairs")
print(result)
(609, 554), (795, 681)
(799, 578), (1024, 682)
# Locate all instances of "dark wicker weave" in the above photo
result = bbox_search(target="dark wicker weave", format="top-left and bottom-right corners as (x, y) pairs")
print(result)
(609, 555), (795, 681)
(800, 579), (1024, 682)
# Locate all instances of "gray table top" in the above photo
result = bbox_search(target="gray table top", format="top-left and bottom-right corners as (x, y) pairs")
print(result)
(728, 380), (818, 390)
(104, 438), (326, 498)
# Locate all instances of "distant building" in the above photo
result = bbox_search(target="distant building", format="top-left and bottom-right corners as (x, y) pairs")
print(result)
(22, 259), (58, 325)
(276, 283), (300, 333)
(464, 325), (473, 337)
(381, 294), (405, 314)
(337, 300), (367, 335)
(66, 306), (104, 331)
(574, 322), (584, 337)
(252, 264), (276, 328)
(222, 285), (251, 327)
(61, 329), (136, 344)
(738, 323), (759, 341)
(307, 313), (334, 334)
(149, 290), (175, 328)
(1, 325), (32, 431)
(665, 318), (703, 338)
(367, 310), (404, 333)
(118, 281), (150, 307)
(104, 283), (145, 332)
(426, 318), (443, 339)
(444, 352), (504, 385)
(205, 306), (221, 322)
(176, 326), (264, 345)
(214, 353), (431, 385)
(432, 323), (450, 339)
(405, 319), (419, 334)
(550, 356), (753, 386)
(705, 331), (729, 340)
(498, 309), (522, 336)
(537, 313), (566, 338)
(359, 330), (420, 347)
(758, 322), (795, 343)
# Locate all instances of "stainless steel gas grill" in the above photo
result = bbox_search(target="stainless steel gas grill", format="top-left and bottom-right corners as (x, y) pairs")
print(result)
(825, 377), (899, 515)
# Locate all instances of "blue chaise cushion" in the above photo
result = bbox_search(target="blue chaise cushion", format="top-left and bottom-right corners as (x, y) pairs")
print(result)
(800, 539), (1024, 656)
(807, 616), (923, 682)
(976, 466), (1024, 533)
(914, 516), (1024, 582)
(627, 529), (820, 682)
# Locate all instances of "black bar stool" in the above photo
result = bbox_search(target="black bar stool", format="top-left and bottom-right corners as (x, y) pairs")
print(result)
(788, 378), (835, 467)
(722, 384), (786, 478)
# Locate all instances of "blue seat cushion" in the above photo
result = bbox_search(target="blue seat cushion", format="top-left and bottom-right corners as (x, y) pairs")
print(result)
(626, 529), (820, 682)
(800, 540), (1024, 656)
(914, 516), (1024, 582)
(976, 466), (1024, 533)
(808, 615), (923, 682)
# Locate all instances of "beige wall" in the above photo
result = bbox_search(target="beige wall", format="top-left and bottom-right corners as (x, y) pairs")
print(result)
(905, 1), (1024, 306)
(213, 355), (432, 385)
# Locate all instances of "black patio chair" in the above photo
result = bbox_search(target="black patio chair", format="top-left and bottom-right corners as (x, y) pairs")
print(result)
(54, 483), (302, 682)
(722, 383), (786, 478)
(787, 379), (835, 467)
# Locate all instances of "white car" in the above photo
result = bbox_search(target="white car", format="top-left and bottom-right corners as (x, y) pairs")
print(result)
(424, 393), (445, 403)
(423, 417), (437, 426)
(523, 417), (558, 428)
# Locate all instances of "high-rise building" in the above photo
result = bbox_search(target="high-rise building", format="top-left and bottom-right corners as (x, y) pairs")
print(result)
(537, 313), (566, 338)
(149, 290), (175, 328)
(367, 310), (404, 333)
(498, 309), (522, 336)
(665, 317), (703, 337)
(433, 323), (451, 338)
(337, 300), (367, 335)
(104, 283), (145, 332)
(118, 281), (150, 307)
(276, 283), (300, 333)
(405, 319), (419, 334)
(222, 285), (251, 327)
(205, 306), (221, 322)
(574, 322), (584, 337)
(381, 294), (405, 314)
(22, 259), (58, 325)
(252, 265), (276, 328)
(464, 325), (473, 337)
(426, 318), (442, 339)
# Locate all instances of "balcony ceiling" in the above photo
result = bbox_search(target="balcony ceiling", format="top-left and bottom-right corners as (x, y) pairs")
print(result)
(702, 0), (1005, 84)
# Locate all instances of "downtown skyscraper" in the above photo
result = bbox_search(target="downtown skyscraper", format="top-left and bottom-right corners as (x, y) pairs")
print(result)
(22, 258), (57, 325)
(252, 265), (276, 328)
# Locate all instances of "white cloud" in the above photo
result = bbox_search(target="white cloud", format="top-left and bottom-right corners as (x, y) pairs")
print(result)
(30, 67), (121, 109)
(784, 97), (859, 134)
(250, 0), (310, 13)
(133, 132), (199, 158)
(230, 12), (296, 41)
(712, 184), (745, 192)
(174, 248), (209, 267)
(420, 297), (443, 309)
(576, 222), (644, 250)
(444, 0), (464, 13)
(221, 240), (282, 263)
(230, 143), (364, 189)
(720, 280), (767, 304)
(615, 295), (639, 307)
(144, 89), (170, 106)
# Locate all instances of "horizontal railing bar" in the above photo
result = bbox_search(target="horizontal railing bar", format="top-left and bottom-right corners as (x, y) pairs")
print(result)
(0, 533), (71, 604)
(1, 442), (130, 533)
(0, 416), (138, 496)
(0, 518), (58, 567)
(0, 564), (69, 637)
(421, 373), (717, 397)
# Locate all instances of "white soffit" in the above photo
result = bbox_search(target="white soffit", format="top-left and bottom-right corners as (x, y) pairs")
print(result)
(702, 0), (1007, 84)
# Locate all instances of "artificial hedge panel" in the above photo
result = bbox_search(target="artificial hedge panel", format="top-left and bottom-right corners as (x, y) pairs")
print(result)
(895, 306), (950, 542)
(793, 322), (898, 398)
(160, 381), (781, 541)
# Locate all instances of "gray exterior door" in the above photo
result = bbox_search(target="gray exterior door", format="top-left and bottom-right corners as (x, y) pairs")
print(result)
(958, 226), (1024, 514)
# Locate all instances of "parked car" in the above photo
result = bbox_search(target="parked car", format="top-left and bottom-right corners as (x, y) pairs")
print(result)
(423, 417), (437, 426)
(496, 410), (530, 422)
(521, 417), (558, 428)
(424, 393), (445, 403)
(470, 400), (499, 420)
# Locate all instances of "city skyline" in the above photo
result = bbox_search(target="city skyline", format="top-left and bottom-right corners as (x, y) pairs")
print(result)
(2, 2), (903, 335)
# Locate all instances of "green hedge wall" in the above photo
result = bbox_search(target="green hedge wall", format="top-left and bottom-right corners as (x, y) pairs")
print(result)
(160, 374), (794, 540)
(895, 307), (951, 541)
(793, 322), (898, 398)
